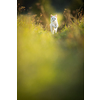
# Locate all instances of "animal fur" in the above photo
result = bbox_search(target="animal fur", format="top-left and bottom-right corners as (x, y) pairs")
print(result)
(50, 14), (58, 34)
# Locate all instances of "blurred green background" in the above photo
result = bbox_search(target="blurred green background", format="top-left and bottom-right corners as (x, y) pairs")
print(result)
(17, 0), (84, 100)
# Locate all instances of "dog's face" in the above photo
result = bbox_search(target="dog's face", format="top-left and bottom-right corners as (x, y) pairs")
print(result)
(51, 15), (57, 22)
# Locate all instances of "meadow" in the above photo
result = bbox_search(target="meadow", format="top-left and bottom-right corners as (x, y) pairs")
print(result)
(17, 8), (84, 100)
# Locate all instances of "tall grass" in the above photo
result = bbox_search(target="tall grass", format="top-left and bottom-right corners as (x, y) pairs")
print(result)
(17, 9), (84, 100)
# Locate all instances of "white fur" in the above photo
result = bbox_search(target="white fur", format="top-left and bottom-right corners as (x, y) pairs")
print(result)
(50, 15), (58, 34)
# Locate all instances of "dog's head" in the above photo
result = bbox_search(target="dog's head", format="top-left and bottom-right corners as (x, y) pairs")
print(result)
(51, 14), (57, 22)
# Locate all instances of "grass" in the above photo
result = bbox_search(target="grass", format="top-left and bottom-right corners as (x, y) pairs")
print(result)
(17, 11), (84, 100)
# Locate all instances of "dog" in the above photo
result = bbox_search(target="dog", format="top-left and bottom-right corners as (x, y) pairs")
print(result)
(50, 14), (58, 34)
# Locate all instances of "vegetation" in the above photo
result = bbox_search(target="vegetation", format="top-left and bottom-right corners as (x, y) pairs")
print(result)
(17, 7), (84, 100)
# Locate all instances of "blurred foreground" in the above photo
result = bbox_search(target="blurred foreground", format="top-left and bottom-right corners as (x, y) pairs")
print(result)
(17, 8), (84, 100)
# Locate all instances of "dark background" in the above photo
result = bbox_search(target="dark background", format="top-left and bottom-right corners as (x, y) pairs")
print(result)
(17, 0), (84, 13)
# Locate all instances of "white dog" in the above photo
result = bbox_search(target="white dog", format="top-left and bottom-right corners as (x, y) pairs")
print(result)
(50, 14), (58, 34)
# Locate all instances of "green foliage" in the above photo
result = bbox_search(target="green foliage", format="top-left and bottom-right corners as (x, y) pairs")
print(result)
(17, 12), (84, 100)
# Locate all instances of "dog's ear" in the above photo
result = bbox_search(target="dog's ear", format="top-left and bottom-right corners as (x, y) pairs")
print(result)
(55, 14), (57, 18)
(51, 14), (53, 17)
